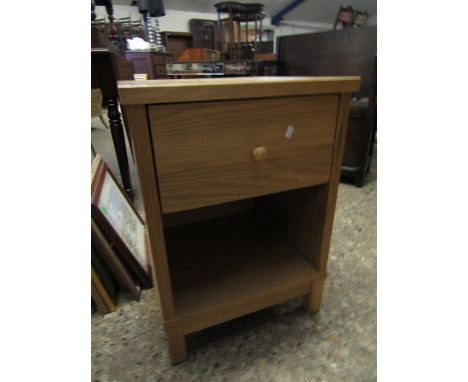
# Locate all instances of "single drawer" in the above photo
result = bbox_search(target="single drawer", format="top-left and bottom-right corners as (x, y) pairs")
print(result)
(149, 95), (339, 213)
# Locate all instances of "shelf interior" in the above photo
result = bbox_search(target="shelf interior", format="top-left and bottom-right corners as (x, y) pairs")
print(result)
(164, 211), (319, 318)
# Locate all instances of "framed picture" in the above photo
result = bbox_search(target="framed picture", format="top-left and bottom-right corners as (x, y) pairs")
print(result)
(92, 157), (152, 288)
(92, 153), (102, 184)
(92, 219), (141, 300)
(92, 267), (117, 314)
(92, 245), (120, 305)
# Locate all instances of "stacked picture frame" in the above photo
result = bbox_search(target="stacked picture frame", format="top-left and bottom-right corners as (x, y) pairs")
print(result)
(91, 152), (153, 314)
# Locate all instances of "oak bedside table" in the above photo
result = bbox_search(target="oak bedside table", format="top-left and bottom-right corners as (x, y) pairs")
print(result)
(118, 76), (360, 364)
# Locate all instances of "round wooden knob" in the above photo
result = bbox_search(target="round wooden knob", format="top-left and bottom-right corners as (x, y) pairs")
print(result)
(253, 147), (268, 162)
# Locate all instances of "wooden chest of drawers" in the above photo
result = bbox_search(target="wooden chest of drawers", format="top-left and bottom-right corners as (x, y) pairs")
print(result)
(118, 76), (359, 364)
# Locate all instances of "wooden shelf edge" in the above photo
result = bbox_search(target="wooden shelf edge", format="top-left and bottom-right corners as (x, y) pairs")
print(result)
(118, 76), (360, 105)
(164, 270), (326, 335)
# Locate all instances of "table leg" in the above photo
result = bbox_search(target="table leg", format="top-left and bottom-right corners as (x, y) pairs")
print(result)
(304, 278), (325, 314)
(107, 97), (133, 196)
(166, 328), (187, 364)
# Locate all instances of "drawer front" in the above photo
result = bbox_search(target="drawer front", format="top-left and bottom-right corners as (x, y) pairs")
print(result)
(149, 95), (338, 213)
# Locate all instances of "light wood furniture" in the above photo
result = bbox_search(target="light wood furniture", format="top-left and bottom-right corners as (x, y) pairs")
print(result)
(118, 76), (360, 364)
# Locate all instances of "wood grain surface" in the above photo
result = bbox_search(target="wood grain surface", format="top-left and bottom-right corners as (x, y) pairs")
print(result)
(277, 26), (376, 98)
(315, 94), (352, 271)
(165, 213), (323, 319)
(119, 77), (358, 364)
(150, 95), (339, 213)
(122, 105), (176, 320)
(118, 76), (360, 105)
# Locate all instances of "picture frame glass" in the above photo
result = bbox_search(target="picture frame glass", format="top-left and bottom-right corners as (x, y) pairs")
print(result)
(97, 172), (146, 269)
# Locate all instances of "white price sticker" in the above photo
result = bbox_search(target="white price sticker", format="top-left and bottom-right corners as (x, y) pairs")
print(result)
(285, 125), (295, 139)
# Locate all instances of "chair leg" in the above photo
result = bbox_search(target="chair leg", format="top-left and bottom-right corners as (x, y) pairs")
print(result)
(107, 97), (133, 196)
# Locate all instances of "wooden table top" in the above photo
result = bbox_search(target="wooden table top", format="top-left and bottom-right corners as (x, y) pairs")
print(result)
(118, 76), (361, 105)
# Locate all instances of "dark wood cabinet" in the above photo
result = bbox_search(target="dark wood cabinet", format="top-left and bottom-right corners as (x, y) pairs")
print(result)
(124, 51), (173, 79)
(189, 19), (217, 50)
(342, 94), (376, 186)
(258, 41), (273, 53)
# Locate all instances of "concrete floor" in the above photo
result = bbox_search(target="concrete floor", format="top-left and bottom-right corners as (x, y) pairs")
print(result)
(91, 120), (377, 382)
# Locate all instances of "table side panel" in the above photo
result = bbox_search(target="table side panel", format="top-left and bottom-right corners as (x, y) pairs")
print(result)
(120, 105), (176, 319)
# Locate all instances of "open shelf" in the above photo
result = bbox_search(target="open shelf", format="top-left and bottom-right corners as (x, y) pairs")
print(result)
(164, 212), (321, 318)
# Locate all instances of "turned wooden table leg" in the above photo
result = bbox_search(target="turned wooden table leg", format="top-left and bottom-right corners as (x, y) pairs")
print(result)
(304, 278), (325, 314)
(107, 97), (133, 196)
(165, 328), (187, 364)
